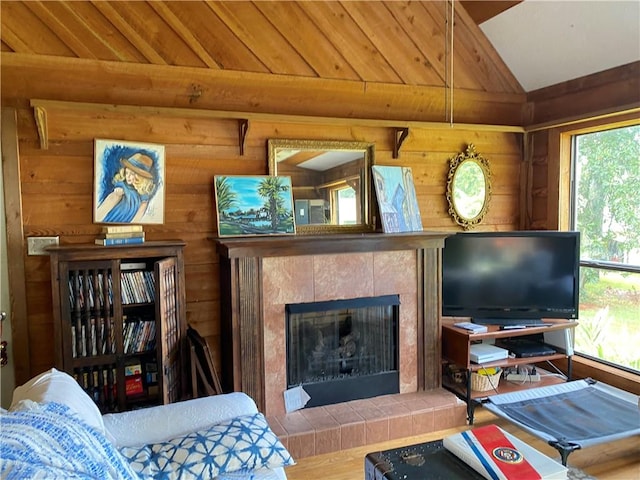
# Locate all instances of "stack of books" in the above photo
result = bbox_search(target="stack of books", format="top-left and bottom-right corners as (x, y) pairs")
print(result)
(95, 225), (145, 246)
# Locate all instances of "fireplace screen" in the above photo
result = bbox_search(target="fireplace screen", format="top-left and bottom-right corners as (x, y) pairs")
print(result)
(286, 294), (399, 407)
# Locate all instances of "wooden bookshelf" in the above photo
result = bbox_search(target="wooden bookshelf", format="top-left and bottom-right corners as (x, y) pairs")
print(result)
(48, 241), (187, 412)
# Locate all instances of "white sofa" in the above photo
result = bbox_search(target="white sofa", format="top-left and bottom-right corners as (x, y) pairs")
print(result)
(0, 369), (293, 479)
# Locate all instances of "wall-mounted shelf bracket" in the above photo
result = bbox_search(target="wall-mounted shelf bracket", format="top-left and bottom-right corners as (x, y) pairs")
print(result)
(34, 105), (49, 150)
(239, 119), (250, 156)
(393, 127), (409, 159)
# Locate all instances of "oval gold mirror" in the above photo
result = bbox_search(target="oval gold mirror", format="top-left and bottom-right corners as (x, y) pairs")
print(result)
(268, 139), (375, 234)
(446, 144), (491, 230)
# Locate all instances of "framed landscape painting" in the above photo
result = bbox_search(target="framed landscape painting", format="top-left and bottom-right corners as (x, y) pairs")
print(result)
(94, 139), (165, 224)
(214, 175), (296, 237)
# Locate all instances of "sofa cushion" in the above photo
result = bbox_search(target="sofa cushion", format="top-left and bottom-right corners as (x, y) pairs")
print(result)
(10, 367), (106, 436)
(119, 412), (294, 479)
(0, 401), (139, 480)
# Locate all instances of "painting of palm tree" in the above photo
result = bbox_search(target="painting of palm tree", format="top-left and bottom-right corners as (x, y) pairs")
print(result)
(214, 175), (295, 236)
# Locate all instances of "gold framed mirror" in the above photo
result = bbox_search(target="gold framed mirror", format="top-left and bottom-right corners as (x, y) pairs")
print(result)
(268, 139), (375, 234)
(445, 144), (492, 230)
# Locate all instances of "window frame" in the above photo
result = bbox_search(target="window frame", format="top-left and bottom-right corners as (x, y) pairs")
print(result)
(565, 120), (640, 373)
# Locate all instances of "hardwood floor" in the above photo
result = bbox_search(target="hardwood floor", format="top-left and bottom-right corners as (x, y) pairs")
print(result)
(284, 408), (640, 479)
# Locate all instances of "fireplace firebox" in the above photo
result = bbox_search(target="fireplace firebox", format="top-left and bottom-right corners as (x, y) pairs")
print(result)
(286, 294), (400, 408)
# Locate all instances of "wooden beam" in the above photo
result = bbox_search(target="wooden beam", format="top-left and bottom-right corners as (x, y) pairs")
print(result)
(1, 108), (30, 384)
(29, 98), (525, 135)
(2, 53), (525, 126)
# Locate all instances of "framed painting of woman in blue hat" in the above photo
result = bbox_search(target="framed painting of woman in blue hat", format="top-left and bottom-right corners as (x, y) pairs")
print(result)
(94, 139), (165, 224)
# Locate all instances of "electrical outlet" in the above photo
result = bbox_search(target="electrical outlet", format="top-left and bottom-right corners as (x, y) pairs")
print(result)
(27, 236), (59, 255)
(506, 372), (541, 382)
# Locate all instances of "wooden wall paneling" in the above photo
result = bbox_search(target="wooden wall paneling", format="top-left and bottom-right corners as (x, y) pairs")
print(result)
(1, 54), (524, 126)
(299, 1), (402, 83)
(341, 2), (443, 86)
(103, 2), (206, 67)
(5, 88), (523, 382)
(160, 2), (261, 72)
(206, 2), (315, 77)
(525, 110), (640, 231)
(254, 1), (360, 81)
(22, 2), (97, 60)
(525, 62), (640, 128)
(0, 2), (71, 56)
(54, 1), (148, 63)
(1, 108), (31, 385)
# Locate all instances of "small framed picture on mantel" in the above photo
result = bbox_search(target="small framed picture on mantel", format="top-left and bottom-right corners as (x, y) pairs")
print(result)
(214, 175), (296, 237)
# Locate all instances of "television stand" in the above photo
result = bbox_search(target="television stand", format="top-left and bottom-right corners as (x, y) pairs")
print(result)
(441, 318), (577, 423)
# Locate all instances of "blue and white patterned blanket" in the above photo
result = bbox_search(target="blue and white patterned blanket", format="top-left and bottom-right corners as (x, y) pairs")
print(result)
(0, 401), (139, 479)
(1, 402), (293, 480)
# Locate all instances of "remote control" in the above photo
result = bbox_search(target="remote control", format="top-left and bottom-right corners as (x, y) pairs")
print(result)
(454, 322), (488, 333)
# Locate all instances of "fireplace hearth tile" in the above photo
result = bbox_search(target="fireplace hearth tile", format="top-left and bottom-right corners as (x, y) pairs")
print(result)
(340, 421), (365, 450)
(300, 407), (341, 430)
(388, 413), (414, 441)
(267, 389), (466, 460)
(325, 405), (365, 426)
(274, 410), (314, 434)
(287, 431), (315, 459)
(369, 393), (402, 406)
(433, 403), (468, 431)
(363, 416), (388, 445)
(314, 426), (341, 455)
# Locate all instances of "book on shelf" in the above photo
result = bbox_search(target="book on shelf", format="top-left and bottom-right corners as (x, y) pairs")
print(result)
(125, 362), (144, 397)
(443, 424), (567, 480)
(101, 231), (145, 240)
(121, 262), (147, 271)
(95, 236), (145, 246)
(101, 225), (144, 234)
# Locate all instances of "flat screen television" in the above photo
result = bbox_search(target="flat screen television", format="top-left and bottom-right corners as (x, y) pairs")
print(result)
(441, 231), (580, 324)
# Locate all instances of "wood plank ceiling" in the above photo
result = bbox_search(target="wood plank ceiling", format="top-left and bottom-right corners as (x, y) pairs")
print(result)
(0, 1), (523, 95)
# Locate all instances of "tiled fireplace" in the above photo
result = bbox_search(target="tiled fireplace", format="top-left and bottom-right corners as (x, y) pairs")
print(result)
(261, 250), (417, 415)
(217, 232), (467, 457)
(285, 294), (401, 407)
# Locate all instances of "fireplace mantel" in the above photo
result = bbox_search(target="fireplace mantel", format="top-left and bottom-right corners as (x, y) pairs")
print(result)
(216, 231), (449, 259)
(216, 231), (450, 414)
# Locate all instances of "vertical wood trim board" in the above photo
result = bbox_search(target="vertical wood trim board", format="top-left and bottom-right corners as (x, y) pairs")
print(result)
(237, 256), (265, 411)
(1, 108), (30, 385)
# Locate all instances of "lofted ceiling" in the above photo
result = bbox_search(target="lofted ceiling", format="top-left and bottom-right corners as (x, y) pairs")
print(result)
(480, 0), (640, 92)
(0, 1), (522, 96)
(1, 0), (636, 100)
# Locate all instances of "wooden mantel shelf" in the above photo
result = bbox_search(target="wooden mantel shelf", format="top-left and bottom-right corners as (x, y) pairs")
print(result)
(215, 231), (450, 259)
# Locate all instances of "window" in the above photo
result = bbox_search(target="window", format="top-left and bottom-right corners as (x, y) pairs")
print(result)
(331, 184), (357, 225)
(570, 124), (640, 372)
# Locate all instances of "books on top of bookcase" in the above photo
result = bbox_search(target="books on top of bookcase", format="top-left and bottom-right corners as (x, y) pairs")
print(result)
(443, 424), (567, 480)
(95, 235), (145, 246)
(101, 225), (143, 234)
(97, 225), (145, 245)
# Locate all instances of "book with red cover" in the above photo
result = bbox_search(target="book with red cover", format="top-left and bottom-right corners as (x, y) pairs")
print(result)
(443, 425), (567, 480)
